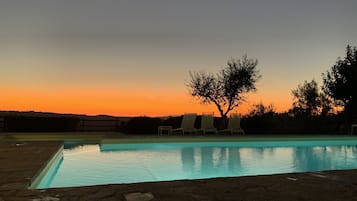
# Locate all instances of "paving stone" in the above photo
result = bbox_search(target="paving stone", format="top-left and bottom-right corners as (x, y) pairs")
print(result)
(245, 186), (266, 193)
(0, 189), (17, 197)
(88, 188), (115, 199)
(31, 196), (60, 201)
(124, 192), (154, 201)
(101, 197), (121, 201)
(0, 182), (26, 190)
(17, 189), (41, 196)
(96, 188), (115, 197)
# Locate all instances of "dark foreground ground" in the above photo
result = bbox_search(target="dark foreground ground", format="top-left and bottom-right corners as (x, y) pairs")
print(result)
(1, 141), (357, 201)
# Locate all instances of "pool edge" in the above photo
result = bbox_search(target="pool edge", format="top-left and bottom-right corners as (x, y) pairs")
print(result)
(28, 142), (64, 189)
(101, 135), (357, 144)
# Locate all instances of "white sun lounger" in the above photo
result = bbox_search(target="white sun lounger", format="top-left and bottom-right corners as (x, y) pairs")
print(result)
(219, 114), (245, 134)
(171, 113), (197, 135)
(198, 113), (217, 134)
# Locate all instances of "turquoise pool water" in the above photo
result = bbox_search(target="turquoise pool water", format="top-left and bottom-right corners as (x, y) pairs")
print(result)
(36, 140), (357, 188)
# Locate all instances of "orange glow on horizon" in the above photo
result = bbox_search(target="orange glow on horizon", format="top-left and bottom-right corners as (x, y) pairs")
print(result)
(1, 86), (292, 117)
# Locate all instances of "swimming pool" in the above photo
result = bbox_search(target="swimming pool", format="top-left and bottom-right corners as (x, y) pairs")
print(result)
(34, 139), (357, 189)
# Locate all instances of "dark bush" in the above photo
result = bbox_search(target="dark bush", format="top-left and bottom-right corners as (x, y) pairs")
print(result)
(124, 117), (162, 134)
(241, 113), (345, 135)
(160, 116), (182, 128)
(4, 116), (80, 132)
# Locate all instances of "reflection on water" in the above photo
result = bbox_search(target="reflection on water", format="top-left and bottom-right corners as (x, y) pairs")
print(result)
(179, 147), (243, 178)
(63, 142), (98, 150)
(181, 148), (195, 173)
(228, 147), (241, 173)
(43, 142), (357, 188)
(293, 146), (357, 172)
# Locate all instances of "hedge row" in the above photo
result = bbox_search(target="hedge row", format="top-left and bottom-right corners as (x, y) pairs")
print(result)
(242, 114), (346, 135)
(3, 116), (80, 132)
(0, 114), (348, 134)
(124, 114), (346, 135)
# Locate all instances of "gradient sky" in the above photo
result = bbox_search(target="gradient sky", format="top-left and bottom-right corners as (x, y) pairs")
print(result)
(1, 0), (357, 116)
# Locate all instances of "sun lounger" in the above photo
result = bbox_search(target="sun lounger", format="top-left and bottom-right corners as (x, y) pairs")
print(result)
(171, 113), (197, 135)
(219, 114), (245, 134)
(198, 113), (217, 134)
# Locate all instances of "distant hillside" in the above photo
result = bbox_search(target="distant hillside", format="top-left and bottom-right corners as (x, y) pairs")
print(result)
(0, 110), (132, 122)
(0, 111), (133, 132)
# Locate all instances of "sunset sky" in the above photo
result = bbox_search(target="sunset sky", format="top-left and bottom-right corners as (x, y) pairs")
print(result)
(1, 0), (357, 117)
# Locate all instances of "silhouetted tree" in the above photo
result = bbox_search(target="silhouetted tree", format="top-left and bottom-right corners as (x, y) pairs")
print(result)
(248, 102), (276, 117)
(322, 45), (357, 120)
(292, 80), (321, 116)
(319, 93), (334, 116)
(291, 79), (333, 116)
(188, 55), (261, 120)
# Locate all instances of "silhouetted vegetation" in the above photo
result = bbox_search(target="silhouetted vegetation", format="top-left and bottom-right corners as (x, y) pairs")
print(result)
(291, 80), (333, 116)
(244, 103), (341, 134)
(291, 80), (321, 116)
(322, 45), (357, 121)
(122, 113), (346, 135)
(248, 102), (276, 117)
(242, 112), (345, 135)
(124, 117), (161, 134)
(160, 116), (182, 128)
(0, 110), (348, 134)
(188, 55), (261, 121)
(0, 111), (130, 132)
(4, 116), (80, 132)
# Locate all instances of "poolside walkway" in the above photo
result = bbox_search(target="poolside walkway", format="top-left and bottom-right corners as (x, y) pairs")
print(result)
(1, 141), (357, 201)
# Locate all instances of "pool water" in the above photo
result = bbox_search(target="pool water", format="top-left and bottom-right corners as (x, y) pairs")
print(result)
(36, 140), (357, 188)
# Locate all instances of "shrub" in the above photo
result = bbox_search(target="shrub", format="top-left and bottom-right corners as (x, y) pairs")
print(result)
(4, 116), (80, 132)
(124, 117), (162, 134)
(241, 113), (345, 135)
(161, 116), (182, 128)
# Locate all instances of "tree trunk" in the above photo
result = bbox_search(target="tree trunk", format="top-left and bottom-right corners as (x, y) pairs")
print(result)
(218, 115), (228, 130)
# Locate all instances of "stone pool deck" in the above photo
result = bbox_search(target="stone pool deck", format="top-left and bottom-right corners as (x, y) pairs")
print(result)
(1, 141), (357, 201)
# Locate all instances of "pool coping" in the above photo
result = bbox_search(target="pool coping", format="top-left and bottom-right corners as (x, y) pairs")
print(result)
(101, 135), (357, 144)
(28, 143), (64, 189)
